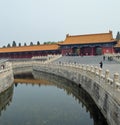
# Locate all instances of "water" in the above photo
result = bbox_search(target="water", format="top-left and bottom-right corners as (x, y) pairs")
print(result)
(0, 73), (108, 125)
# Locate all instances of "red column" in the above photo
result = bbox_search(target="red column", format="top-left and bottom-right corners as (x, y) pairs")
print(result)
(91, 47), (94, 55)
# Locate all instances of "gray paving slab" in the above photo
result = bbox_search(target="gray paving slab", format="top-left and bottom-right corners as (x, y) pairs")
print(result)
(53, 56), (120, 79)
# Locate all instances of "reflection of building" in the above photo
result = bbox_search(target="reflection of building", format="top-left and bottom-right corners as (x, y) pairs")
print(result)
(0, 31), (119, 58)
(0, 86), (13, 116)
(32, 71), (108, 125)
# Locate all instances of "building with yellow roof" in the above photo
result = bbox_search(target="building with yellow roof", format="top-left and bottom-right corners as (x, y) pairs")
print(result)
(59, 31), (117, 56)
(0, 44), (60, 58)
(0, 30), (118, 58)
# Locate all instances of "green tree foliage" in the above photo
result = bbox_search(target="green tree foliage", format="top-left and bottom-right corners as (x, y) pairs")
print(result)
(7, 43), (11, 47)
(18, 43), (21, 47)
(2, 45), (6, 48)
(24, 42), (27, 46)
(116, 31), (120, 40)
(37, 41), (40, 45)
(12, 41), (17, 47)
(43, 41), (56, 44)
(30, 42), (33, 46)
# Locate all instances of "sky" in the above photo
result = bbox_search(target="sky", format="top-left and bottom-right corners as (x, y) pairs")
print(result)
(0, 0), (120, 47)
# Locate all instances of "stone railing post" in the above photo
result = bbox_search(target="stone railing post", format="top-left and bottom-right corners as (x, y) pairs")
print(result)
(99, 68), (102, 76)
(82, 64), (84, 70)
(113, 73), (119, 91)
(86, 65), (89, 71)
(105, 70), (110, 83)
(99, 68), (102, 83)
(81, 64), (85, 73)
(89, 65), (94, 78)
(94, 66), (98, 74)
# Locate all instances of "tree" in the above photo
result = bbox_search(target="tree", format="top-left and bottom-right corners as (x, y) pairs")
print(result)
(2, 45), (6, 48)
(7, 43), (11, 47)
(24, 42), (27, 46)
(18, 43), (21, 47)
(37, 41), (40, 45)
(43, 41), (56, 44)
(116, 31), (120, 40)
(30, 42), (33, 46)
(44, 42), (47, 44)
(12, 41), (17, 47)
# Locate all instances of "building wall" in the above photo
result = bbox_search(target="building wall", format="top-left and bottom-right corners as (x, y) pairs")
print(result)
(102, 47), (114, 54)
(0, 50), (61, 58)
(61, 43), (115, 56)
(61, 48), (72, 56)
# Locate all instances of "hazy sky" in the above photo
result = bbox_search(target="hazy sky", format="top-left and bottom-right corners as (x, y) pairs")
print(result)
(0, 0), (120, 47)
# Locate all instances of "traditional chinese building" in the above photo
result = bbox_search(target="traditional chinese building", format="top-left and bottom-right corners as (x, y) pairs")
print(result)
(59, 31), (117, 56)
(0, 31), (118, 58)
(0, 44), (60, 58)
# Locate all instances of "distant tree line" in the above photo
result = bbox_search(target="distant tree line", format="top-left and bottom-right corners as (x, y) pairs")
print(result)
(2, 40), (61, 48)
(43, 41), (56, 44)
(2, 41), (40, 48)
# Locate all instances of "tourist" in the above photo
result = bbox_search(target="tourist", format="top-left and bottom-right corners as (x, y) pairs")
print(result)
(103, 56), (105, 61)
(99, 61), (103, 68)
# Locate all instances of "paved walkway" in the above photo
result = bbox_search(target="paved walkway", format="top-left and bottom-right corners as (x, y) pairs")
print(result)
(53, 56), (120, 79)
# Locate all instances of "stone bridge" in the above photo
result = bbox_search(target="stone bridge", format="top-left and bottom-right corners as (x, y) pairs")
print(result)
(33, 62), (120, 125)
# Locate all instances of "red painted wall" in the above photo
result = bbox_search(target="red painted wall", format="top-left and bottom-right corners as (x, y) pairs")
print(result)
(102, 47), (114, 54)
(61, 48), (72, 55)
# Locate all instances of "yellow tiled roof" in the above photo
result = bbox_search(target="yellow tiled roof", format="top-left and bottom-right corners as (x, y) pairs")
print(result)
(60, 31), (116, 45)
(0, 44), (59, 53)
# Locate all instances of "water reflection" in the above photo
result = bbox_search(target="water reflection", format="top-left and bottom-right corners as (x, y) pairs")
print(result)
(13, 72), (108, 125)
(0, 86), (13, 116)
(33, 71), (108, 125)
(0, 72), (108, 125)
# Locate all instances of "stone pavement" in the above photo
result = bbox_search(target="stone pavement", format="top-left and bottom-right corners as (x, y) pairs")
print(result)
(53, 56), (120, 79)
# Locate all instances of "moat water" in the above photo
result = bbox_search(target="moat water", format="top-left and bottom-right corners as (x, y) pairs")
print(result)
(0, 72), (108, 125)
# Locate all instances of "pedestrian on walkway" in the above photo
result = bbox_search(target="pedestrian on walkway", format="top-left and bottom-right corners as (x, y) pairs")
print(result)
(99, 61), (103, 68)
(103, 56), (105, 61)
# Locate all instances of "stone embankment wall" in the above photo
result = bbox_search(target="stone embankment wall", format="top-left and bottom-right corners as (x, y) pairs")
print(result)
(12, 61), (33, 75)
(8, 56), (120, 125)
(12, 55), (62, 75)
(0, 62), (14, 93)
(33, 62), (120, 125)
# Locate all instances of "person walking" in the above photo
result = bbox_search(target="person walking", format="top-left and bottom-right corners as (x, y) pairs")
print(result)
(99, 61), (103, 68)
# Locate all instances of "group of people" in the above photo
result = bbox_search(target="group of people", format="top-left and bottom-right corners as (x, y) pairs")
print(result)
(103, 55), (113, 61)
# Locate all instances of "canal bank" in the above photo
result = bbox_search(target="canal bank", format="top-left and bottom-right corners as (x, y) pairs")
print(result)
(33, 62), (120, 125)
(0, 61), (14, 94)
(0, 57), (120, 125)
(0, 71), (107, 125)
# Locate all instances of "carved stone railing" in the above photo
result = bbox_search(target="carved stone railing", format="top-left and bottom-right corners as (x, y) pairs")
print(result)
(32, 54), (62, 63)
(33, 61), (120, 125)
(35, 62), (120, 98)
